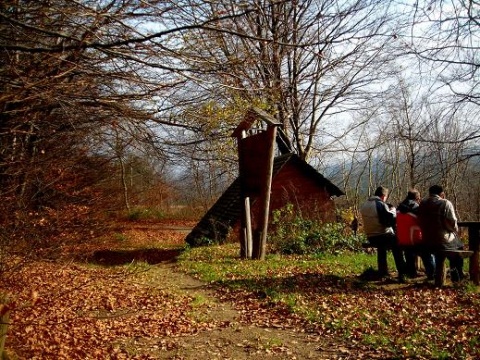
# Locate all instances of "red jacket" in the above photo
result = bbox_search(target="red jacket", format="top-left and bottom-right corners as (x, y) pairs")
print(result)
(396, 211), (423, 246)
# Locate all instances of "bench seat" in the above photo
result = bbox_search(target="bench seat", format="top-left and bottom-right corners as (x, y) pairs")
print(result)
(440, 250), (473, 258)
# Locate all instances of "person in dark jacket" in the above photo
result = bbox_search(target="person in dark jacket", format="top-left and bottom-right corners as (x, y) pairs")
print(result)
(418, 185), (465, 282)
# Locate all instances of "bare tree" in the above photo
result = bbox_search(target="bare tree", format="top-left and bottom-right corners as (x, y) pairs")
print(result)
(383, 75), (432, 191)
(170, 0), (401, 161)
(0, 0), (252, 218)
(408, 1), (480, 106)
(405, 0), (480, 161)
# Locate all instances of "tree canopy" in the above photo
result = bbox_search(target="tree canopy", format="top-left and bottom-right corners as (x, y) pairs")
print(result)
(1, 0), (480, 225)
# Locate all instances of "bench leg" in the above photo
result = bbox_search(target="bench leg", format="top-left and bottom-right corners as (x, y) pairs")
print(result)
(377, 248), (388, 276)
(415, 255), (422, 272)
(435, 254), (446, 287)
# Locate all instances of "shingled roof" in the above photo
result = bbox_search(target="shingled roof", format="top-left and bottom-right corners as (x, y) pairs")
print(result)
(185, 153), (344, 246)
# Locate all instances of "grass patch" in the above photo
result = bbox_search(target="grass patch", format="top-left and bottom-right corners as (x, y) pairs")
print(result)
(178, 243), (379, 288)
(177, 243), (480, 359)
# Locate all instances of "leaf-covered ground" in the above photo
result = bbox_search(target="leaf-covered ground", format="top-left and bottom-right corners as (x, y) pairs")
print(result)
(179, 244), (480, 359)
(4, 220), (336, 359)
(3, 220), (480, 359)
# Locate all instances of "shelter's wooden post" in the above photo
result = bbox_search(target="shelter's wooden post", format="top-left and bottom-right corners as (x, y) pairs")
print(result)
(253, 125), (277, 260)
(245, 197), (253, 259)
(238, 129), (250, 259)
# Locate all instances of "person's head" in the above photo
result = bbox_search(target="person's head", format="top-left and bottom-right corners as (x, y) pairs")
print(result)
(406, 189), (421, 203)
(374, 186), (389, 200)
(429, 185), (445, 198)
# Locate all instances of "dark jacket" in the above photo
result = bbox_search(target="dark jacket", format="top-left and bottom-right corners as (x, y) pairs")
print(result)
(397, 199), (419, 215)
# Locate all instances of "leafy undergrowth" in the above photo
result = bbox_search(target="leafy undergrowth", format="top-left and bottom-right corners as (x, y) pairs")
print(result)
(178, 244), (480, 359)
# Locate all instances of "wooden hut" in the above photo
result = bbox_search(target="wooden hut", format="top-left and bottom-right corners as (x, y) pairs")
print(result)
(185, 152), (344, 247)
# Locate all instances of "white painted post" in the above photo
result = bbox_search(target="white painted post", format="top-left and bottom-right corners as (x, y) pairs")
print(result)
(245, 197), (253, 259)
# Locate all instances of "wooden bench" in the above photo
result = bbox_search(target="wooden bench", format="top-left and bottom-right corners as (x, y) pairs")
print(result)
(458, 222), (480, 285)
(362, 242), (473, 286)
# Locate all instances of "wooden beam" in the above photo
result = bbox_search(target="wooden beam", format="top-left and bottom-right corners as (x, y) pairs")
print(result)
(254, 124), (277, 260)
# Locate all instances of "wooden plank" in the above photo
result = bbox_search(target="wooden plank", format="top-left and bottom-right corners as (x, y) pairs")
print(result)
(249, 107), (282, 126)
(439, 250), (473, 259)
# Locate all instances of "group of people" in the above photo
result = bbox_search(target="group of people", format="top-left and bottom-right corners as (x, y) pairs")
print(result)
(360, 185), (465, 283)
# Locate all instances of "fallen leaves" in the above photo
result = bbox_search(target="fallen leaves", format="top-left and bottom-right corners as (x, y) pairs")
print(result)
(200, 261), (480, 359)
(4, 220), (480, 359)
(3, 261), (220, 359)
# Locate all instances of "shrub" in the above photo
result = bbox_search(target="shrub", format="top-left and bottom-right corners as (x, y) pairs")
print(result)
(190, 236), (216, 247)
(126, 207), (165, 221)
(268, 204), (365, 255)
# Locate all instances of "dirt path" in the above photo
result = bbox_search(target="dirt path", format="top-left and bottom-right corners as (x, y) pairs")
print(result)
(144, 262), (353, 360)
(110, 220), (359, 359)
(67, 222), (368, 360)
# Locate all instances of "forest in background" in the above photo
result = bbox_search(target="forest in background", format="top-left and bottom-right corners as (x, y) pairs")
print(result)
(1, 0), (480, 258)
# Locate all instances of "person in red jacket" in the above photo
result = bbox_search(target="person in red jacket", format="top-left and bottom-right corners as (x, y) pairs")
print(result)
(396, 189), (435, 279)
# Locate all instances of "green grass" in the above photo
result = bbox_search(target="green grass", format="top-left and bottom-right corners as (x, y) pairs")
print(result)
(113, 232), (129, 243)
(178, 243), (378, 281)
(126, 207), (166, 221)
(177, 243), (480, 359)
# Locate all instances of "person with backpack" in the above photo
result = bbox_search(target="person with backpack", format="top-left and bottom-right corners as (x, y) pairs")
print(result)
(396, 189), (435, 279)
